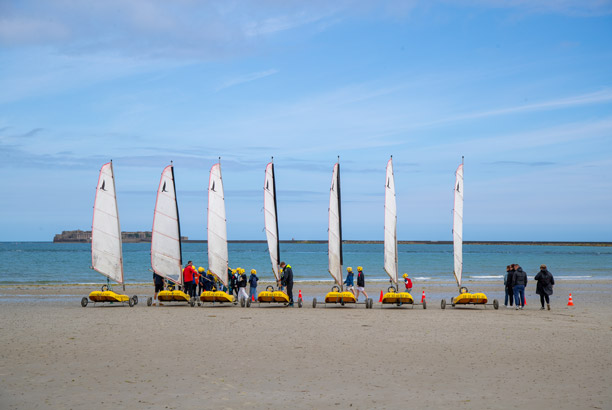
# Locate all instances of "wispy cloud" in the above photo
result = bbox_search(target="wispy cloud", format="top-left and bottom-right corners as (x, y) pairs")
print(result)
(488, 161), (556, 167)
(216, 69), (279, 91)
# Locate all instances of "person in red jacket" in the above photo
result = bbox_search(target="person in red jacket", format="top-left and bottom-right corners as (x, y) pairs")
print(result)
(402, 273), (412, 293)
(182, 261), (197, 298)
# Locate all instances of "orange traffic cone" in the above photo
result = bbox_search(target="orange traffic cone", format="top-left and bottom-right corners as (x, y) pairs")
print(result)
(421, 290), (426, 303)
(298, 289), (302, 299)
(379, 290), (384, 302)
(251, 293), (255, 302)
(567, 293), (574, 306)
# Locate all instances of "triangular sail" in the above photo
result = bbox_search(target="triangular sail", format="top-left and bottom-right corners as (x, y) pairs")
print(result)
(91, 161), (124, 284)
(264, 161), (281, 282)
(383, 157), (398, 286)
(453, 162), (464, 288)
(328, 162), (343, 287)
(151, 164), (182, 285)
(208, 162), (229, 287)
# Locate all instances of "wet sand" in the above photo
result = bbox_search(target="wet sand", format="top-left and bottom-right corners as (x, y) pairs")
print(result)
(0, 281), (610, 409)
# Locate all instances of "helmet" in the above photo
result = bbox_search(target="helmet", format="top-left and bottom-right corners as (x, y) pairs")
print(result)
(357, 266), (363, 271)
(402, 273), (408, 278)
(346, 267), (353, 272)
(251, 269), (256, 274)
(231, 269), (237, 274)
(198, 267), (205, 273)
(239, 268), (245, 274)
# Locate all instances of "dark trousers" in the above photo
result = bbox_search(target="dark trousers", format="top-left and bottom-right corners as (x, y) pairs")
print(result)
(287, 283), (294, 303)
(513, 285), (525, 307)
(539, 294), (550, 307)
(505, 287), (514, 306)
(186, 282), (196, 298)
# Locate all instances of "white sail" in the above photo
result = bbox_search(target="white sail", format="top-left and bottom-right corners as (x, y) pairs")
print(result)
(91, 161), (124, 284)
(208, 163), (229, 287)
(453, 162), (464, 287)
(328, 162), (343, 286)
(264, 162), (281, 282)
(151, 164), (182, 284)
(383, 157), (398, 286)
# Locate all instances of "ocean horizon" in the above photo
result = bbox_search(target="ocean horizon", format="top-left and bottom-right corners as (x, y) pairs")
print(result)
(1, 241), (610, 285)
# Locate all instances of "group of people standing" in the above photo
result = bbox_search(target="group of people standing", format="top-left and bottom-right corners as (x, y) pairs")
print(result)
(152, 260), (296, 307)
(504, 264), (555, 310)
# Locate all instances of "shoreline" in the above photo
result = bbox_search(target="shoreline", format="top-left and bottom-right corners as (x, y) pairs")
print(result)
(11, 240), (612, 246)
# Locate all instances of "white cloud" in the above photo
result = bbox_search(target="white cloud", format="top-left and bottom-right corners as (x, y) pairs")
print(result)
(216, 69), (279, 91)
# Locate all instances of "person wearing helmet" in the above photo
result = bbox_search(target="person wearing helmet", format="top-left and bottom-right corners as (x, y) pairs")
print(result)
(280, 261), (294, 306)
(248, 269), (259, 301)
(237, 268), (249, 303)
(403, 273), (412, 293)
(229, 268), (238, 298)
(344, 267), (355, 295)
(355, 266), (368, 301)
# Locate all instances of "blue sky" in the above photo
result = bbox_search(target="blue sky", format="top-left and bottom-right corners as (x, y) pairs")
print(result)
(1, 0), (611, 241)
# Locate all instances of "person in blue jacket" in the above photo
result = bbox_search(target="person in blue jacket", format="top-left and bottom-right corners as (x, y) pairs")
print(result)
(344, 267), (355, 294)
(248, 269), (259, 301)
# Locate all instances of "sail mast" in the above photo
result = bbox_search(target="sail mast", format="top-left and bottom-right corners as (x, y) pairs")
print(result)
(328, 157), (343, 289)
(453, 156), (464, 289)
(151, 163), (182, 285)
(264, 157), (281, 283)
(384, 156), (398, 286)
(91, 160), (124, 285)
(208, 159), (229, 287)
(170, 163), (183, 286)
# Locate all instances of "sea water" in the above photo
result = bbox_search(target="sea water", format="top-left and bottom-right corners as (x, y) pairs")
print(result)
(0, 242), (610, 285)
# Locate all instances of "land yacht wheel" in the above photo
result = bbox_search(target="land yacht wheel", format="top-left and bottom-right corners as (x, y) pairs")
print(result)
(132, 295), (138, 305)
(312, 298), (317, 308)
(147, 297), (153, 306)
(493, 299), (499, 310)
(240, 297), (245, 308)
(422, 300), (427, 309)
(298, 298), (303, 308)
(128, 298), (135, 307)
(441, 299), (446, 309)
(81, 297), (88, 307)
(189, 298), (196, 307)
(246, 298), (251, 308)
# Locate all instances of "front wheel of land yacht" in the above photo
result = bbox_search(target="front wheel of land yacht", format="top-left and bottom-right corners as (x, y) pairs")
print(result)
(189, 298), (196, 307)
(493, 299), (499, 310)
(312, 298), (317, 308)
(441, 299), (446, 309)
(147, 297), (153, 306)
(298, 297), (303, 308)
(128, 297), (135, 307)
(132, 295), (138, 305)
(246, 298), (251, 308)
(451, 297), (455, 307)
(368, 298), (374, 309)
(240, 297), (246, 308)
(81, 297), (88, 307)
(422, 300), (427, 309)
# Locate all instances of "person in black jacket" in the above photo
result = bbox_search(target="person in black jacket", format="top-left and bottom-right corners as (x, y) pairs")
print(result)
(504, 265), (514, 308)
(248, 269), (259, 301)
(280, 261), (294, 306)
(355, 266), (368, 301)
(237, 268), (248, 302)
(535, 264), (555, 310)
(228, 268), (238, 297)
(512, 264), (528, 310)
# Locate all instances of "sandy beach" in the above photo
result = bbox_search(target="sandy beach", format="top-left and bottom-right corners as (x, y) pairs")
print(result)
(1, 281), (610, 410)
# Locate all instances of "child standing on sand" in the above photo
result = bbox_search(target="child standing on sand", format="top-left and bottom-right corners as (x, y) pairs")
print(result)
(344, 267), (355, 294)
(402, 273), (412, 293)
(355, 266), (368, 301)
